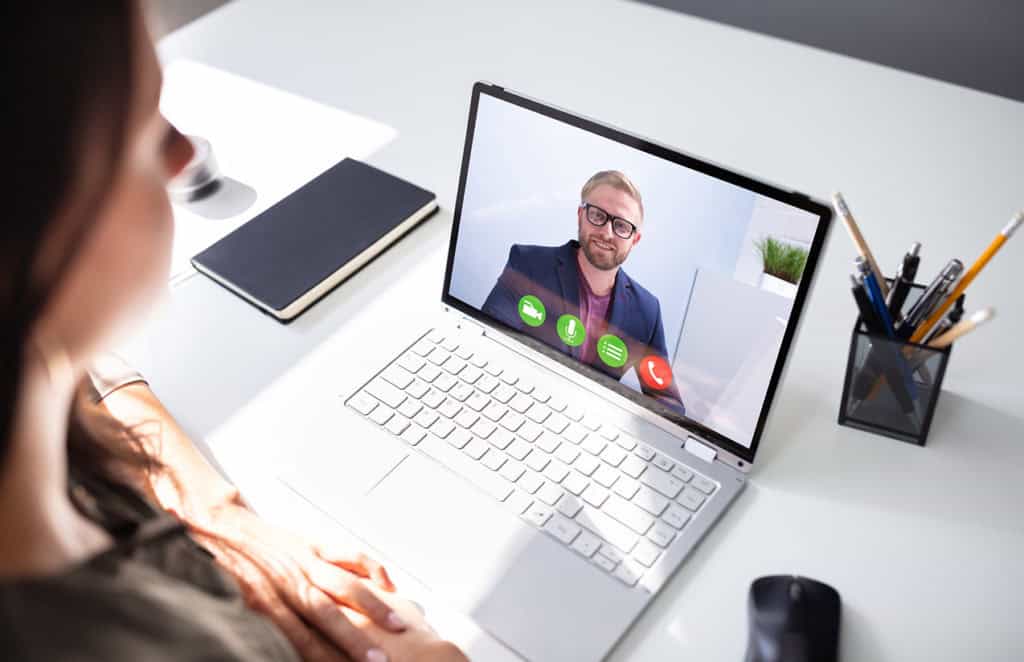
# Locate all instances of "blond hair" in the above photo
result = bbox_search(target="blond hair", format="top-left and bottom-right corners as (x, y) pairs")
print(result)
(581, 170), (644, 219)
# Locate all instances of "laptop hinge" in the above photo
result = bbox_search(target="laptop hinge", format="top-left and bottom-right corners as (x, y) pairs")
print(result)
(684, 436), (717, 464)
(457, 316), (485, 335)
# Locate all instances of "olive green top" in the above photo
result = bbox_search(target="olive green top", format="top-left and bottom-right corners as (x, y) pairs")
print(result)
(0, 470), (300, 661)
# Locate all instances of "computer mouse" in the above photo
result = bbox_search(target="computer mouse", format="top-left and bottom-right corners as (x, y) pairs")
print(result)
(745, 575), (841, 662)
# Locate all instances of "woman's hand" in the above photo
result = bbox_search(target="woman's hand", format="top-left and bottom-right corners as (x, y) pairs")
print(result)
(185, 501), (408, 662)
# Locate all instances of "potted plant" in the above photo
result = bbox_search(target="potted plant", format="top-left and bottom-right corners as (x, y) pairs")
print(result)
(754, 236), (808, 298)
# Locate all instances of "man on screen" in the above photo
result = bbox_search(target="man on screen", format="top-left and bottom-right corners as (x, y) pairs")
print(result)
(483, 170), (685, 415)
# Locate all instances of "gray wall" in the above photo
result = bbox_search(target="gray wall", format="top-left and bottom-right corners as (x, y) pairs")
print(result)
(638, 0), (1024, 102)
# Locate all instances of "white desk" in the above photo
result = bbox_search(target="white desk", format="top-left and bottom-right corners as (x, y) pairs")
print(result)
(134, 1), (1024, 659)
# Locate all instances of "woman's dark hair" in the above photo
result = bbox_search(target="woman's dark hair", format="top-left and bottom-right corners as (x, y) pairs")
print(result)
(3, 2), (158, 483)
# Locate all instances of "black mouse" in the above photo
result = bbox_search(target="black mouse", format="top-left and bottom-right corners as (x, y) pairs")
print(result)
(745, 575), (841, 662)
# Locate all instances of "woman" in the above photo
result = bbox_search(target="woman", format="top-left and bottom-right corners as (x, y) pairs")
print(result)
(1, 4), (467, 661)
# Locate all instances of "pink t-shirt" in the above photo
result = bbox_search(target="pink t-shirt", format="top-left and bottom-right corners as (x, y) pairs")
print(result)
(577, 259), (613, 365)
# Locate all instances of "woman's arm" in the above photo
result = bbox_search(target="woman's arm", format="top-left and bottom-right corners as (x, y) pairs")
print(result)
(97, 380), (465, 662)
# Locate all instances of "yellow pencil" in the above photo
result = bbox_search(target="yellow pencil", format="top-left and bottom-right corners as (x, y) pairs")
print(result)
(832, 192), (889, 298)
(910, 210), (1023, 343)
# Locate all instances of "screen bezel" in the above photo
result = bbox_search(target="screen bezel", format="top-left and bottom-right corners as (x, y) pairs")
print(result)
(441, 82), (831, 466)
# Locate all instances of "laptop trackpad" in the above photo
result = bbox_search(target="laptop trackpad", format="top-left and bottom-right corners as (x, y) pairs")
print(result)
(364, 453), (640, 662)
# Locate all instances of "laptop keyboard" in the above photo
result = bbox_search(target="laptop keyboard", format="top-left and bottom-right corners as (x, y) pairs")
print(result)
(345, 329), (718, 590)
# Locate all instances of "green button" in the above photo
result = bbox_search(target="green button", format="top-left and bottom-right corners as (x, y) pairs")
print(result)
(557, 314), (586, 347)
(597, 334), (628, 368)
(518, 295), (547, 327)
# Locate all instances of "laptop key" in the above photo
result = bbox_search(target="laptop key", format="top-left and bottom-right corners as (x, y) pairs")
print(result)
(499, 460), (525, 483)
(447, 428), (471, 450)
(634, 444), (656, 461)
(557, 494), (584, 518)
(554, 444), (580, 465)
(571, 530), (601, 557)
(598, 426), (620, 442)
(531, 387), (550, 403)
(525, 404), (551, 424)
(411, 340), (435, 356)
(564, 404), (585, 422)
(612, 478), (639, 501)
(543, 513), (580, 545)
(466, 392), (489, 412)
(384, 414), (410, 436)
(592, 465), (619, 489)
(619, 455), (647, 479)
(427, 348), (451, 366)
(563, 424), (587, 445)
(482, 448), (507, 471)
(460, 366), (482, 384)
(572, 454), (600, 477)
(581, 436), (607, 456)
(517, 421), (543, 443)
(603, 496), (655, 535)
(562, 471), (589, 496)
(613, 560), (642, 587)
(600, 445), (627, 467)
(633, 485), (670, 517)
(462, 438), (488, 460)
(671, 465), (693, 483)
(662, 504), (692, 529)
(535, 432), (560, 454)
(615, 434), (638, 451)
(438, 399), (461, 419)
(516, 380), (535, 395)
(575, 507), (638, 554)
(413, 409), (439, 428)
(433, 374), (457, 392)
(483, 363), (503, 377)
(365, 379), (406, 409)
(524, 450), (550, 472)
(400, 423), (427, 446)
(421, 389), (445, 409)
(691, 475), (716, 495)
(547, 395), (566, 411)
(469, 355), (488, 369)
(543, 413), (569, 434)
(368, 405), (394, 426)
(418, 364), (441, 383)
(652, 454), (674, 472)
(509, 393), (533, 414)
(517, 471), (545, 494)
(640, 467), (684, 499)
(348, 392), (378, 416)
(580, 414), (602, 431)
(499, 372), (519, 386)
(542, 460), (569, 484)
(406, 380), (429, 399)
(592, 554), (618, 573)
(476, 375), (499, 393)
(429, 418), (455, 439)
(449, 383), (473, 402)
(482, 402), (506, 422)
(507, 439), (531, 460)
(418, 434), (513, 502)
(493, 384), (516, 404)
(581, 485), (609, 508)
(489, 430), (516, 451)
(679, 487), (706, 511)
(500, 413), (525, 432)
(537, 483), (564, 507)
(440, 338), (459, 352)
(647, 521), (676, 548)
(425, 329), (444, 344)
(632, 540), (661, 568)
(524, 503), (553, 528)
(398, 353), (426, 373)
(382, 365), (415, 389)
(454, 410), (479, 429)
(470, 419), (496, 439)
(599, 544), (625, 565)
(455, 346), (474, 360)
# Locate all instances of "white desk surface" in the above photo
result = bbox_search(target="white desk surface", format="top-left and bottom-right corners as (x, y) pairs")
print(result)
(133, 1), (1024, 659)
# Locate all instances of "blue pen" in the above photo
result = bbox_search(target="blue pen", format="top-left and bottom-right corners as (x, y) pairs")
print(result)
(856, 256), (918, 401)
(855, 257), (896, 337)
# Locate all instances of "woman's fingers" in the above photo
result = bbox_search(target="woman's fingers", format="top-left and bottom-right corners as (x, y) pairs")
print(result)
(294, 584), (392, 662)
(305, 557), (407, 632)
(314, 544), (397, 592)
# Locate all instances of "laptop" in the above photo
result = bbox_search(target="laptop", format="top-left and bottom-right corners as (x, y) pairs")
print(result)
(281, 82), (831, 661)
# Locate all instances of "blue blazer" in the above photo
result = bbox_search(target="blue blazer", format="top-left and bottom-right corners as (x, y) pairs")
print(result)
(482, 241), (685, 415)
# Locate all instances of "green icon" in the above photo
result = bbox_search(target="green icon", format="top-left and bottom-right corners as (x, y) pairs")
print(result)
(557, 314), (586, 347)
(597, 334), (628, 368)
(518, 295), (546, 327)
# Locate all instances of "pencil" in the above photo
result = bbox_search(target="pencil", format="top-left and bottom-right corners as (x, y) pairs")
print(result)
(926, 307), (996, 349)
(910, 211), (1023, 343)
(833, 193), (889, 298)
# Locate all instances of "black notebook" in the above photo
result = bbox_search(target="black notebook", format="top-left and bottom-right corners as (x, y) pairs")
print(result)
(192, 158), (437, 321)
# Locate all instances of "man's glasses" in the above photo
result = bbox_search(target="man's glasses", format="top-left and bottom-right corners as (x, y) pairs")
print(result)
(580, 202), (638, 240)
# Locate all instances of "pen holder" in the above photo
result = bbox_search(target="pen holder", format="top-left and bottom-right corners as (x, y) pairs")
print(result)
(837, 284), (957, 445)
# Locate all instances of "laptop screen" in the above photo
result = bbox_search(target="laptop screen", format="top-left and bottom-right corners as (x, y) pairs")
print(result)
(444, 85), (829, 463)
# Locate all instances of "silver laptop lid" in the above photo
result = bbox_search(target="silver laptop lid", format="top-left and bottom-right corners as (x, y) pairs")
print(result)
(442, 83), (831, 468)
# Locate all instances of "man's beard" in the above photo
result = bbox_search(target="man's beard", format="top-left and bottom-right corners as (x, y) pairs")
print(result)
(581, 236), (627, 271)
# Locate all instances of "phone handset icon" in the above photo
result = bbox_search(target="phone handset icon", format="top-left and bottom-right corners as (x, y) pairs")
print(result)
(639, 355), (672, 390)
(646, 359), (665, 386)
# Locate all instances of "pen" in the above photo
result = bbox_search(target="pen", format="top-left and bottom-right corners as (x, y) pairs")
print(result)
(910, 211), (1023, 343)
(897, 259), (963, 339)
(855, 257), (896, 337)
(922, 295), (965, 344)
(850, 274), (884, 333)
(833, 192), (889, 299)
(927, 308), (996, 349)
(886, 242), (921, 320)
